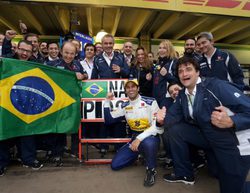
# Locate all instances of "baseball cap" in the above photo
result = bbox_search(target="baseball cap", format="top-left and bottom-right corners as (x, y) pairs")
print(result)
(124, 78), (139, 88)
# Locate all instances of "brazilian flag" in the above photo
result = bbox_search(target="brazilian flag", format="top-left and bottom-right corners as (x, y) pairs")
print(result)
(82, 81), (108, 98)
(0, 58), (81, 140)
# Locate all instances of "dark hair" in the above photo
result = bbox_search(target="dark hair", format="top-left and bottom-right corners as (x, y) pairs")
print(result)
(17, 40), (33, 49)
(84, 43), (96, 52)
(132, 46), (152, 70)
(24, 33), (39, 41)
(176, 57), (200, 75)
(185, 37), (196, 43)
(148, 51), (154, 57)
(47, 42), (59, 49)
(167, 82), (182, 92)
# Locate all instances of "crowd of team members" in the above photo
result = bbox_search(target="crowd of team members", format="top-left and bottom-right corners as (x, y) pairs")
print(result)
(0, 25), (249, 193)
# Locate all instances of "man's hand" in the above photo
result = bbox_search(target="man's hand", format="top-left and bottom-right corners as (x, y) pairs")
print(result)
(146, 72), (152, 81)
(112, 64), (121, 73)
(130, 138), (141, 152)
(75, 72), (86, 80)
(106, 92), (115, 100)
(211, 106), (234, 129)
(19, 20), (27, 34)
(5, 30), (17, 40)
(160, 67), (167, 76)
(156, 106), (166, 125)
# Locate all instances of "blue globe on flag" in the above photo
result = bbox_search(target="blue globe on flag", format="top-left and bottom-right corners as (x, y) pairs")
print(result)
(10, 76), (55, 115)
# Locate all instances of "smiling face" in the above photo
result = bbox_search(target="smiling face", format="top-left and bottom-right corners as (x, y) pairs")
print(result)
(61, 42), (76, 64)
(85, 45), (95, 59)
(136, 48), (145, 64)
(178, 62), (199, 93)
(196, 37), (214, 55)
(95, 43), (103, 55)
(168, 84), (182, 100)
(26, 35), (39, 52)
(123, 42), (133, 56)
(48, 43), (59, 59)
(158, 42), (168, 57)
(184, 39), (196, 54)
(17, 42), (33, 61)
(102, 36), (114, 55)
(125, 82), (139, 101)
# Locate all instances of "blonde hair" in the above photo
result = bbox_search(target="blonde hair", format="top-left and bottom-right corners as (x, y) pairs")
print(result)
(132, 46), (152, 70)
(159, 40), (177, 59)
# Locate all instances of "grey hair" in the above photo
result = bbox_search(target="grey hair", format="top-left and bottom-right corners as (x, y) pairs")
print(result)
(197, 32), (213, 41)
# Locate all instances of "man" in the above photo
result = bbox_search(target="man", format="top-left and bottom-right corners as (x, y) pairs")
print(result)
(39, 41), (48, 58)
(168, 83), (182, 100)
(2, 30), (33, 61)
(44, 42), (60, 64)
(45, 41), (87, 164)
(24, 33), (44, 63)
(91, 34), (129, 153)
(11, 42), (17, 55)
(148, 52), (156, 64)
(183, 38), (201, 62)
(80, 43), (96, 79)
(70, 39), (84, 62)
(48, 41), (87, 80)
(104, 79), (163, 187)
(0, 32), (43, 176)
(157, 57), (250, 193)
(122, 41), (134, 66)
(94, 42), (103, 55)
(91, 34), (129, 79)
(196, 32), (245, 90)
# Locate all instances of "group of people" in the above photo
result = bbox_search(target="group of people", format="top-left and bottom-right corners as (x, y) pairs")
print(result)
(0, 24), (249, 193)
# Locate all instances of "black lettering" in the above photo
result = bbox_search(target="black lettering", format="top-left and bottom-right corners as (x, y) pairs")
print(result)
(118, 81), (126, 98)
(95, 101), (103, 118)
(84, 101), (94, 119)
(109, 81), (118, 97)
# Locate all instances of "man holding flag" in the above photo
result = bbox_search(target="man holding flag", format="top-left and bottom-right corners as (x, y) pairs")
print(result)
(0, 31), (81, 175)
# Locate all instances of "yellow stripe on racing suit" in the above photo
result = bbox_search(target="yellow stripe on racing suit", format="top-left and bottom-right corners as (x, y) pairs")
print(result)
(104, 95), (164, 141)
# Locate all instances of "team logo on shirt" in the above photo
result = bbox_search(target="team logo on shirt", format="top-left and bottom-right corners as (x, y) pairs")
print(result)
(234, 92), (241, 98)
(215, 56), (224, 61)
(125, 106), (133, 110)
(135, 120), (141, 127)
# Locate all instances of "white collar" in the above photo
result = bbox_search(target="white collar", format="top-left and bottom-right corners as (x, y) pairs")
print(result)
(48, 56), (58, 61)
(185, 77), (201, 96)
(103, 51), (114, 59)
(124, 54), (132, 59)
(84, 57), (94, 63)
(204, 48), (216, 60)
(129, 94), (141, 105)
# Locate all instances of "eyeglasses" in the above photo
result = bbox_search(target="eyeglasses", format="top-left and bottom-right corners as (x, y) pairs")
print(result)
(18, 48), (32, 54)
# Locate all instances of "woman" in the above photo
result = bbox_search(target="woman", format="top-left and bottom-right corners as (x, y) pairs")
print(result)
(152, 40), (178, 107)
(129, 47), (153, 97)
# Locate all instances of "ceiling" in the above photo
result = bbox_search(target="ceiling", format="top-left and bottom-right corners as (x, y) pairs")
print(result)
(1, 1), (250, 45)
